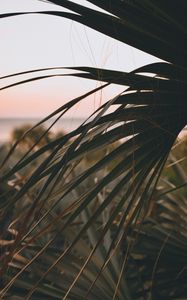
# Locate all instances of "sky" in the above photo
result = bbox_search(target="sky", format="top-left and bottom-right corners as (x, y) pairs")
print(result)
(0, 0), (161, 119)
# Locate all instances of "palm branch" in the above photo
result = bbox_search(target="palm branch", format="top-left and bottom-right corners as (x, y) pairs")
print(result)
(0, 1), (187, 299)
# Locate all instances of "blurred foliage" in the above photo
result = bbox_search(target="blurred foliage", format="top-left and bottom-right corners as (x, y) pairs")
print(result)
(0, 125), (187, 299)
(162, 135), (187, 196)
(11, 124), (64, 149)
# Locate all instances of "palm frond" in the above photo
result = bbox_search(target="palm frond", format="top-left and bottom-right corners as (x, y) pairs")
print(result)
(0, 1), (187, 299)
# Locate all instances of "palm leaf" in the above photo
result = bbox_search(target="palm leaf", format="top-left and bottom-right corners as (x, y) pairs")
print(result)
(0, 1), (187, 299)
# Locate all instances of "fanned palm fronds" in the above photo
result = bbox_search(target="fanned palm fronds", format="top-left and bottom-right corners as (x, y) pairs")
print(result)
(0, 1), (187, 299)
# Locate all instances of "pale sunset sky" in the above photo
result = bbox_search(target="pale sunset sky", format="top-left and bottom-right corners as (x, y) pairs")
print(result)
(0, 0), (160, 119)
